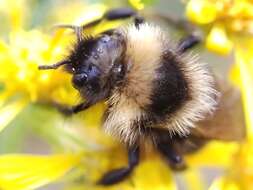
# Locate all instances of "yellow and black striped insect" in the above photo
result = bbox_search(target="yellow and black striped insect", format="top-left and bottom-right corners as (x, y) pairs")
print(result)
(39, 8), (245, 185)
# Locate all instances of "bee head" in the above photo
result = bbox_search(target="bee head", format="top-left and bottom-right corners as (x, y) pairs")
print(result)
(63, 34), (126, 99)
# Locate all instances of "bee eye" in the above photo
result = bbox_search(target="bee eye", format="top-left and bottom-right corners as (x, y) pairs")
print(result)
(72, 73), (88, 88)
(72, 67), (76, 73)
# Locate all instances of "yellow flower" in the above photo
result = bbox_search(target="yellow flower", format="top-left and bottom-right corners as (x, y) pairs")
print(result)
(186, 0), (253, 55)
(0, 29), (75, 102)
(0, 29), (77, 132)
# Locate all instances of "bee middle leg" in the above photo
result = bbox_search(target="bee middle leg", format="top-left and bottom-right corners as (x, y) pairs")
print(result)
(153, 12), (202, 52)
(177, 34), (201, 53)
(97, 146), (140, 185)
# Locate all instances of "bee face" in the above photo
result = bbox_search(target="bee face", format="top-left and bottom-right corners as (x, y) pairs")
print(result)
(71, 63), (101, 92)
(66, 33), (126, 98)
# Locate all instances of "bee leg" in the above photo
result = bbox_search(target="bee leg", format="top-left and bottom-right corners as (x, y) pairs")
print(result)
(83, 7), (144, 29)
(55, 8), (144, 41)
(97, 146), (140, 185)
(51, 101), (93, 116)
(177, 34), (201, 53)
(103, 8), (137, 21)
(156, 139), (187, 170)
(157, 141), (182, 163)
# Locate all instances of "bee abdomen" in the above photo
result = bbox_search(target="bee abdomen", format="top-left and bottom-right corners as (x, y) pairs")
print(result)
(149, 53), (189, 121)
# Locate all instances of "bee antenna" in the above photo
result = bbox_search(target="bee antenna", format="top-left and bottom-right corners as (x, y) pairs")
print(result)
(38, 60), (70, 70)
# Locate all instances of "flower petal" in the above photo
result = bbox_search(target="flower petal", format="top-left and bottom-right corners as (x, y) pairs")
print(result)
(133, 158), (177, 190)
(186, 141), (239, 167)
(234, 47), (253, 140)
(209, 177), (240, 190)
(186, 0), (217, 24)
(183, 169), (205, 190)
(206, 24), (233, 55)
(0, 154), (82, 190)
(0, 99), (27, 133)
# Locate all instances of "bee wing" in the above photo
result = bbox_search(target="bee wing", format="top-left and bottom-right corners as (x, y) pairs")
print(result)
(174, 80), (246, 155)
(192, 81), (246, 141)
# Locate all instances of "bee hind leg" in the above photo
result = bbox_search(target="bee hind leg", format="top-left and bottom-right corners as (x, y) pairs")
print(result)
(97, 146), (139, 185)
(152, 129), (187, 170)
(157, 140), (187, 171)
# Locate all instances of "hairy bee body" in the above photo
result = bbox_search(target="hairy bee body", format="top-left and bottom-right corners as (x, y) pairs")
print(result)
(102, 24), (217, 145)
(39, 9), (238, 184)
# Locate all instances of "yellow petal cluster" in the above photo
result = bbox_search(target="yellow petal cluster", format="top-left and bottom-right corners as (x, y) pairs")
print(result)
(0, 29), (76, 103)
(186, 0), (253, 55)
(0, 29), (78, 132)
(186, 0), (217, 24)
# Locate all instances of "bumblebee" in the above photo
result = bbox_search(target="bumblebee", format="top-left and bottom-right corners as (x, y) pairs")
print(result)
(39, 8), (244, 185)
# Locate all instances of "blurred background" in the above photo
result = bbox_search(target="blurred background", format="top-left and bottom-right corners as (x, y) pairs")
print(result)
(0, 0), (252, 190)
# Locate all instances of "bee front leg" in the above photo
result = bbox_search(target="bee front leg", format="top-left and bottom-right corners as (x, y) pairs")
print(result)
(51, 101), (92, 116)
(98, 146), (140, 185)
